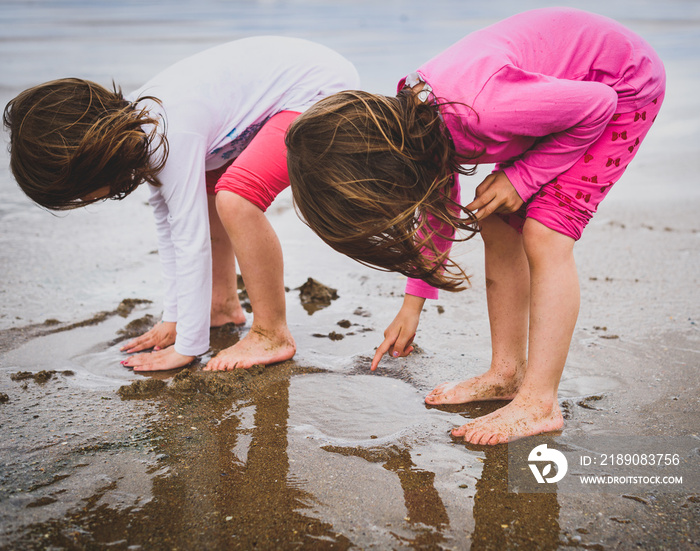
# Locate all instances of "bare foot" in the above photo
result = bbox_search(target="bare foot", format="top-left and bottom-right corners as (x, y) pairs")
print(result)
(451, 396), (564, 445)
(425, 368), (523, 406)
(204, 325), (296, 370)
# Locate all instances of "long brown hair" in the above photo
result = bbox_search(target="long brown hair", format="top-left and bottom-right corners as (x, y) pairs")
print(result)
(286, 89), (479, 292)
(3, 78), (167, 210)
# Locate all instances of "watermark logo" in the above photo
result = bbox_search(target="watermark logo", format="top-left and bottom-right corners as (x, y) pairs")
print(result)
(528, 444), (568, 484)
(508, 436), (698, 494)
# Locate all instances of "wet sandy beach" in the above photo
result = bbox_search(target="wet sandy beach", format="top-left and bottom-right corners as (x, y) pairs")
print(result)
(1, 1), (699, 549)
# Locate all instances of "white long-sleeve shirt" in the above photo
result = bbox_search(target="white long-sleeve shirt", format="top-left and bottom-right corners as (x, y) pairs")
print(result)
(127, 37), (360, 356)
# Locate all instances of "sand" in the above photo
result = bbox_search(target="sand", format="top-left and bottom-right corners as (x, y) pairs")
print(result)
(1, 1), (698, 549)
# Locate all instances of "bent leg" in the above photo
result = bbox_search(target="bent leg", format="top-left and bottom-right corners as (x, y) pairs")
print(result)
(205, 191), (295, 370)
(205, 111), (298, 370)
(426, 215), (530, 405)
(208, 194), (246, 327)
(455, 219), (574, 444)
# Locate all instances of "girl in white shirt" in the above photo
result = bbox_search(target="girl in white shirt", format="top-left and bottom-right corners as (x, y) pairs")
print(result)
(4, 37), (360, 371)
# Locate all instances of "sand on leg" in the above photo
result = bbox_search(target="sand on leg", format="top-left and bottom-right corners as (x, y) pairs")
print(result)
(426, 215), (529, 406)
(453, 219), (574, 444)
(205, 191), (295, 370)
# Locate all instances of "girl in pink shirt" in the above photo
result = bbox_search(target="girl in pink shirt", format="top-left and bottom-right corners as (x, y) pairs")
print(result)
(286, 8), (665, 444)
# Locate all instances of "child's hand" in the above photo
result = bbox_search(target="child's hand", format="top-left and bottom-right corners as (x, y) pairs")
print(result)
(371, 294), (425, 371)
(121, 345), (195, 372)
(120, 321), (177, 354)
(466, 171), (523, 221)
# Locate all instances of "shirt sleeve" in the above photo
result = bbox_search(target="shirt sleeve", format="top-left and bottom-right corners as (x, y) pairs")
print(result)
(476, 65), (618, 202)
(151, 131), (212, 357)
(405, 176), (461, 300)
(148, 185), (178, 323)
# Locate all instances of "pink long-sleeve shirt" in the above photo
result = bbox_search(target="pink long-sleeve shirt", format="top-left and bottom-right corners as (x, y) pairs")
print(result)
(400, 7), (665, 299)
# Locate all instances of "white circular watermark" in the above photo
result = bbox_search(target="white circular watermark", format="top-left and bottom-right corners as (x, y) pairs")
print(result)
(528, 444), (568, 484)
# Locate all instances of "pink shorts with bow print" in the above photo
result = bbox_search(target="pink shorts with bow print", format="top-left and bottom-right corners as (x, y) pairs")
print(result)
(499, 93), (665, 240)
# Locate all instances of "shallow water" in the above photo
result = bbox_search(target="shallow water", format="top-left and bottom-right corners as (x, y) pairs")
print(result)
(1, 0), (699, 549)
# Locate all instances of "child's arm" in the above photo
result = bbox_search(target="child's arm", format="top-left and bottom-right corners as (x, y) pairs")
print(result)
(372, 175), (461, 370)
(404, 174), (461, 299)
(157, 135), (212, 359)
(120, 185), (180, 356)
(123, 133), (212, 371)
(475, 65), (618, 204)
(371, 293), (425, 371)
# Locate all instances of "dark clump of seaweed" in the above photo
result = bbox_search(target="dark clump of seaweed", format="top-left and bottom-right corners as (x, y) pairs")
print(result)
(117, 378), (167, 399)
(298, 278), (338, 314)
(10, 370), (74, 384)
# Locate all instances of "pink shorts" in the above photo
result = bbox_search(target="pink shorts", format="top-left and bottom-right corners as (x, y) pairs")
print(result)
(499, 93), (665, 240)
(205, 110), (300, 211)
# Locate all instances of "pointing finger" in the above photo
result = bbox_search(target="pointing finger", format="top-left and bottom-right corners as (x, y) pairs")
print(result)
(371, 337), (394, 371)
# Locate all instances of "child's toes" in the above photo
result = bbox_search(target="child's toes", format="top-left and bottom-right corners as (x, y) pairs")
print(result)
(428, 381), (451, 396)
(451, 424), (468, 437)
(425, 393), (439, 404)
(426, 384), (455, 404)
(465, 428), (487, 445)
(485, 432), (505, 446)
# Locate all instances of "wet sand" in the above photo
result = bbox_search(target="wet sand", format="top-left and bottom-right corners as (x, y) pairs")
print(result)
(1, 1), (699, 549)
(1, 199), (698, 549)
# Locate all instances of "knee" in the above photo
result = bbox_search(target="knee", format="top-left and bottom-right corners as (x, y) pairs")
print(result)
(479, 215), (516, 248)
(215, 191), (259, 222)
(215, 189), (242, 211)
(522, 219), (575, 267)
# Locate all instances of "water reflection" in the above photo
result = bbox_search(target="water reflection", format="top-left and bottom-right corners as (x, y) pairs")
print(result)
(0, 304), (564, 550)
(6, 366), (563, 549)
(471, 443), (560, 550)
(322, 443), (451, 548)
(139, 368), (353, 548)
